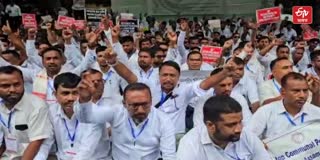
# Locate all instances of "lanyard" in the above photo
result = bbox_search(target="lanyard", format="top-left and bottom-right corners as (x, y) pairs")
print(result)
(0, 111), (14, 133)
(128, 118), (149, 145)
(245, 64), (253, 73)
(140, 69), (153, 79)
(160, 92), (166, 106)
(284, 112), (305, 126)
(104, 71), (113, 81)
(272, 79), (281, 93)
(62, 119), (79, 147)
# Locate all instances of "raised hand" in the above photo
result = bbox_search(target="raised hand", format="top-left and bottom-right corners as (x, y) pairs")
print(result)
(78, 76), (96, 103)
(62, 27), (73, 41)
(223, 58), (237, 76)
(86, 29), (102, 49)
(223, 39), (233, 50)
(306, 74), (320, 94)
(167, 31), (177, 43)
(27, 28), (37, 40)
(104, 47), (118, 65)
(2, 21), (12, 35)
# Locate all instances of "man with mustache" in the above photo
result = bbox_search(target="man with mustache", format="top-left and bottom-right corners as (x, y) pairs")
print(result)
(248, 72), (320, 140)
(37, 72), (111, 159)
(0, 66), (52, 159)
(193, 68), (252, 127)
(177, 96), (269, 159)
(75, 82), (176, 160)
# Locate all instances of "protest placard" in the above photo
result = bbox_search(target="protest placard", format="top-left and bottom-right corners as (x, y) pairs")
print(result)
(264, 120), (320, 160)
(179, 70), (211, 84)
(57, 16), (75, 28)
(22, 13), (37, 28)
(120, 19), (139, 36)
(73, 20), (85, 30)
(256, 7), (281, 24)
(85, 8), (106, 22)
(200, 46), (223, 65)
(301, 24), (318, 40)
(208, 19), (221, 31)
(293, 6), (313, 24)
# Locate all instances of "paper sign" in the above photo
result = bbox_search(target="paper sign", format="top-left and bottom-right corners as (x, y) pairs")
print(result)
(85, 8), (107, 22)
(120, 19), (139, 36)
(208, 19), (221, 30)
(256, 7), (281, 24)
(57, 16), (75, 28)
(301, 24), (318, 41)
(200, 46), (223, 65)
(293, 6), (313, 24)
(73, 20), (85, 30)
(180, 71), (211, 84)
(22, 13), (37, 28)
(120, 13), (134, 20)
(264, 120), (320, 160)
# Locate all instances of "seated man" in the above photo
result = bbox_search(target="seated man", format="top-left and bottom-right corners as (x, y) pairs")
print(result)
(177, 95), (269, 159)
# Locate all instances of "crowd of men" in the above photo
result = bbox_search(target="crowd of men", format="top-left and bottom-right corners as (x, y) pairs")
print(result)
(0, 4), (319, 160)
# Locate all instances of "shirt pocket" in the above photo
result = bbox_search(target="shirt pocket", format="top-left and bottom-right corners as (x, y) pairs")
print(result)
(15, 124), (29, 143)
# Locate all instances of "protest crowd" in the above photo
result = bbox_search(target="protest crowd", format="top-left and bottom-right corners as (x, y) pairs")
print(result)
(0, 0), (320, 160)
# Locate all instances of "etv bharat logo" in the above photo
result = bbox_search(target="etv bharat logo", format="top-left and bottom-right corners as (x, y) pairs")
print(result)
(293, 6), (313, 24)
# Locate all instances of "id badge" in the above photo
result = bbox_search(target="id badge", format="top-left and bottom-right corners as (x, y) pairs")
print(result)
(65, 148), (77, 160)
(5, 134), (18, 153)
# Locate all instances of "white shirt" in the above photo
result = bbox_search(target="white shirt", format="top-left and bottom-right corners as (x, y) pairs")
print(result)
(180, 62), (214, 71)
(152, 81), (208, 134)
(247, 100), (320, 139)
(5, 4), (20, 17)
(193, 91), (252, 127)
(74, 102), (176, 160)
(177, 124), (270, 160)
(245, 55), (265, 85)
(258, 79), (281, 104)
(39, 103), (110, 160)
(101, 69), (127, 104)
(233, 73), (260, 105)
(303, 67), (320, 79)
(0, 93), (52, 160)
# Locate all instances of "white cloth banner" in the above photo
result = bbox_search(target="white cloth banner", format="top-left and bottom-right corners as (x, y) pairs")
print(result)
(264, 120), (320, 160)
(179, 70), (210, 84)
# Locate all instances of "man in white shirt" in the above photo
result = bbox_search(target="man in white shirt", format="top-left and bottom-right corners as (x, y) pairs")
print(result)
(180, 51), (214, 71)
(248, 72), (320, 140)
(0, 66), (52, 159)
(193, 68), (252, 127)
(75, 82), (176, 160)
(303, 50), (320, 79)
(259, 58), (293, 105)
(177, 95), (269, 160)
(228, 57), (260, 112)
(5, 2), (20, 27)
(38, 72), (110, 160)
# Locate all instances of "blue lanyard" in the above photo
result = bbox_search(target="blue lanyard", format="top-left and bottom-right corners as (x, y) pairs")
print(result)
(245, 64), (253, 73)
(62, 119), (79, 147)
(140, 69), (153, 79)
(272, 79), (281, 93)
(128, 118), (149, 145)
(228, 155), (241, 160)
(160, 92), (166, 107)
(0, 111), (14, 133)
(104, 70), (113, 81)
(284, 112), (305, 126)
(47, 79), (55, 91)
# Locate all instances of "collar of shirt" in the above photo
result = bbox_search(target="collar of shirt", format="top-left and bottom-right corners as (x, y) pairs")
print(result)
(276, 100), (309, 118)
(56, 104), (77, 121)
(0, 93), (26, 113)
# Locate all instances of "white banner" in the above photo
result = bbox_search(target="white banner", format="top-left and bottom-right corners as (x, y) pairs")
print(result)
(179, 70), (210, 84)
(264, 120), (320, 160)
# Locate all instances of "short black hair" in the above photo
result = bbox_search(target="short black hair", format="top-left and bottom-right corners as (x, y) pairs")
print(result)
(226, 57), (245, 66)
(80, 68), (102, 78)
(281, 72), (306, 89)
(310, 50), (320, 61)
(95, 46), (107, 53)
(139, 38), (152, 49)
(187, 51), (202, 60)
(270, 57), (289, 71)
(80, 39), (88, 45)
(120, 36), (134, 44)
(123, 83), (151, 100)
(2, 50), (20, 59)
(139, 48), (155, 58)
(189, 36), (199, 43)
(150, 46), (163, 55)
(203, 95), (242, 123)
(0, 66), (23, 80)
(41, 47), (64, 58)
(257, 36), (270, 43)
(54, 72), (81, 91)
(237, 41), (249, 50)
(210, 67), (224, 76)
(159, 60), (181, 74)
(276, 45), (289, 54)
